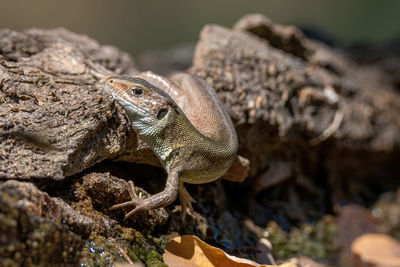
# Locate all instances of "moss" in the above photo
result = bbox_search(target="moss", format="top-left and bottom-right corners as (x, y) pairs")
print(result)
(80, 235), (126, 266)
(122, 228), (166, 266)
(145, 250), (167, 267)
(80, 229), (166, 266)
(265, 215), (338, 260)
(372, 190), (400, 239)
(2, 259), (19, 267)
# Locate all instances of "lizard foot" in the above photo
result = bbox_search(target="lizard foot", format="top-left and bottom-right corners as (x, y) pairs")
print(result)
(110, 180), (147, 220)
(179, 182), (196, 221)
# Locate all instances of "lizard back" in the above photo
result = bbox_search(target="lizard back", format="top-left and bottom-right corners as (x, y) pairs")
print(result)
(134, 71), (238, 183)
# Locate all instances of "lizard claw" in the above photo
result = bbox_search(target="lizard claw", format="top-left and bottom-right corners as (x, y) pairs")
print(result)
(110, 199), (140, 210)
(111, 180), (144, 218)
(111, 171), (180, 220)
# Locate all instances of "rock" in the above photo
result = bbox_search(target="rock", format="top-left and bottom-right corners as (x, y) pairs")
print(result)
(0, 176), (167, 265)
(0, 14), (400, 266)
(252, 160), (292, 194)
(191, 19), (400, 180)
(0, 27), (250, 183)
(0, 28), (138, 181)
(0, 180), (83, 265)
(233, 13), (311, 60)
(255, 237), (276, 265)
(77, 171), (169, 227)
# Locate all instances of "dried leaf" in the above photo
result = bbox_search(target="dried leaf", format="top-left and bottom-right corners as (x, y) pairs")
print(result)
(351, 233), (400, 267)
(163, 235), (295, 267)
(289, 256), (328, 267)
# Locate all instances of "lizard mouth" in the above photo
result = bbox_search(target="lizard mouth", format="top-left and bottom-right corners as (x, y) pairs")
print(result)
(104, 84), (151, 117)
(111, 91), (150, 116)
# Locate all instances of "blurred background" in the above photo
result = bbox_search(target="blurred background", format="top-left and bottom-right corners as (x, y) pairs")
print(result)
(1, 0), (399, 57)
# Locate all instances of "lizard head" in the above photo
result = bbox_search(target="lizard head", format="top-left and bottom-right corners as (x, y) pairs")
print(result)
(104, 76), (178, 134)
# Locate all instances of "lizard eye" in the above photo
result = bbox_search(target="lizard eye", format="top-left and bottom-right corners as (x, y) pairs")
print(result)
(157, 108), (168, 120)
(132, 87), (143, 96)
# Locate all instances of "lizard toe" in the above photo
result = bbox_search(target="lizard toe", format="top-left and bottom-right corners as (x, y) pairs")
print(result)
(124, 205), (146, 220)
(110, 198), (141, 210)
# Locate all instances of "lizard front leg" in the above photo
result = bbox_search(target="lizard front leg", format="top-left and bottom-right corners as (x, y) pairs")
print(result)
(110, 169), (180, 220)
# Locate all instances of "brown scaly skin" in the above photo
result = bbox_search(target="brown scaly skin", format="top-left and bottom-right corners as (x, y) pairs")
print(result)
(104, 71), (238, 219)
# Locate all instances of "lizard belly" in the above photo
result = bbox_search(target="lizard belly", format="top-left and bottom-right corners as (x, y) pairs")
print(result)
(177, 150), (234, 184)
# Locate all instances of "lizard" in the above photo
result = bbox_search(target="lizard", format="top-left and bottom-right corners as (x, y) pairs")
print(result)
(103, 71), (238, 219)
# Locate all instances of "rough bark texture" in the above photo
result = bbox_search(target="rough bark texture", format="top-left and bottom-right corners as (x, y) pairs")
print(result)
(0, 180), (83, 265)
(0, 28), (138, 181)
(192, 19), (400, 178)
(0, 14), (399, 265)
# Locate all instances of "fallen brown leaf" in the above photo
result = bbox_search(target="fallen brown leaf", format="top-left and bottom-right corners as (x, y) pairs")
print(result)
(289, 256), (329, 267)
(163, 235), (295, 267)
(351, 233), (400, 267)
